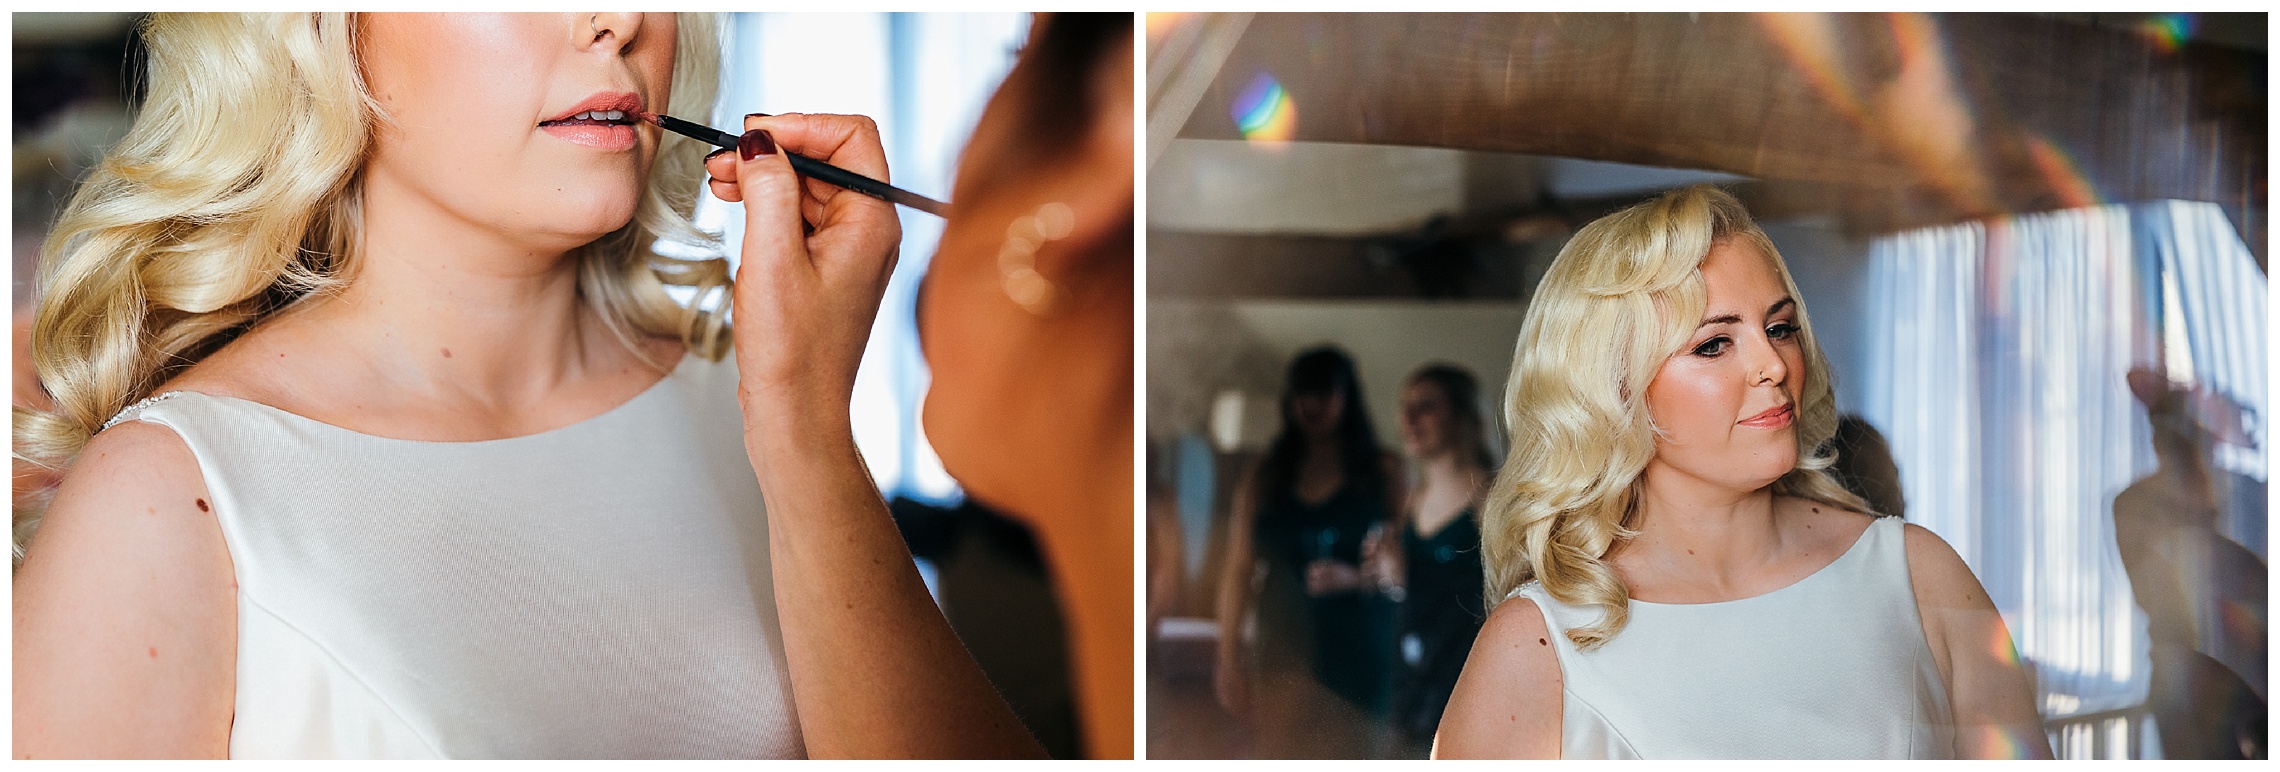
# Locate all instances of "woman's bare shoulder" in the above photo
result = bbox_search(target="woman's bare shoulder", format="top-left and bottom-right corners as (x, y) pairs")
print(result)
(15, 419), (237, 758)
(16, 416), (233, 756)
(1434, 594), (1564, 758)
(33, 419), (220, 555)
(1473, 594), (1563, 672)
(1897, 521), (1994, 612)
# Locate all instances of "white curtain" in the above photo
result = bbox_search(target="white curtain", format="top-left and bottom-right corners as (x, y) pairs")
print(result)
(1864, 206), (2142, 750)
(2136, 201), (2269, 557)
(1863, 201), (2268, 758)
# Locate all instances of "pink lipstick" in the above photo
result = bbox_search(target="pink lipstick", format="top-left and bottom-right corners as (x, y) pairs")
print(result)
(1738, 403), (1795, 429)
(538, 91), (644, 151)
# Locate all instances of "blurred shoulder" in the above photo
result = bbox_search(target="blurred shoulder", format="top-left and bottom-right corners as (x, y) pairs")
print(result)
(1898, 521), (1993, 611)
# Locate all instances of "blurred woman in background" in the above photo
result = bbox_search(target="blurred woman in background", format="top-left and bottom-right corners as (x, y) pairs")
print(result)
(1387, 364), (1494, 756)
(1215, 346), (1405, 756)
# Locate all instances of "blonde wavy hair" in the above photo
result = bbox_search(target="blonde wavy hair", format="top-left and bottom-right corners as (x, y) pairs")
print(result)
(1480, 185), (1871, 649)
(12, 13), (729, 562)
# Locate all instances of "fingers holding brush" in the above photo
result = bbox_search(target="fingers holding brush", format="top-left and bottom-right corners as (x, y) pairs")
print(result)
(724, 113), (901, 424)
(702, 147), (741, 203)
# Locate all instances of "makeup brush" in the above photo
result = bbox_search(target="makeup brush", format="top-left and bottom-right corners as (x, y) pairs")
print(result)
(643, 112), (949, 218)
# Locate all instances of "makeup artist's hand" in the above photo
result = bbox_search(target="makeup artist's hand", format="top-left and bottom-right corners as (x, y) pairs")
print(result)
(706, 113), (902, 432)
(703, 115), (1041, 757)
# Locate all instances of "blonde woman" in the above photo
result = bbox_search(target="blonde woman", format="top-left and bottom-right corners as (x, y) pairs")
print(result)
(1387, 364), (1495, 754)
(12, 14), (1038, 759)
(1433, 186), (2050, 759)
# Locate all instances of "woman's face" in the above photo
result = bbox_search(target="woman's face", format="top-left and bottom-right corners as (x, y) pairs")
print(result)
(358, 13), (676, 254)
(1290, 388), (1346, 442)
(1642, 238), (1806, 494)
(1400, 379), (1454, 459)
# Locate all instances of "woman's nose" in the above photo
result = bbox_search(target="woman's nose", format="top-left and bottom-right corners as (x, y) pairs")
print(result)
(580, 12), (644, 52)
(1747, 333), (1789, 386)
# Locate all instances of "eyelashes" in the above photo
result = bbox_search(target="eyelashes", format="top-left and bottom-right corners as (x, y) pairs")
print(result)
(1690, 322), (1801, 358)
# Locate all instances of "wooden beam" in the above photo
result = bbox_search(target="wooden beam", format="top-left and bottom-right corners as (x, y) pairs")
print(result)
(1165, 13), (2264, 266)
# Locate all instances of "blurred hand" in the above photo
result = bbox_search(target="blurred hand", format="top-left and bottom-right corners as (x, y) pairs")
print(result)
(1304, 559), (1366, 596)
(1361, 527), (1404, 590)
(704, 113), (902, 432)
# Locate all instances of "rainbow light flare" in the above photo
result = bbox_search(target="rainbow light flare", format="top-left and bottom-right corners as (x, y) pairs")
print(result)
(1981, 726), (2032, 760)
(1988, 624), (2024, 668)
(1231, 72), (1296, 142)
(2140, 13), (2194, 54)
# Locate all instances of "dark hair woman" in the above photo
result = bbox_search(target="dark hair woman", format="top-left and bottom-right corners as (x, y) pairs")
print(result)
(1214, 346), (1406, 757)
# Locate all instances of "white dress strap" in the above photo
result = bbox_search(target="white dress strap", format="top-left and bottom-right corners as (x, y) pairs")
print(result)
(99, 391), (187, 432)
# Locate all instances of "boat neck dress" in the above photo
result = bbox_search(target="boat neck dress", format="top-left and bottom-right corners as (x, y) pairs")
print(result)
(105, 353), (804, 759)
(1507, 516), (1955, 759)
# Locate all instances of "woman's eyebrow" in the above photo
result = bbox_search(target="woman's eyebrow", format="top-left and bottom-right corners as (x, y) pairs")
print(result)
(1698, 297), (1797, 328)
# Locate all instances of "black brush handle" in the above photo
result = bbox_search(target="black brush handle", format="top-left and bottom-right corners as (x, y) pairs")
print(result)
(652, 113), (948, 218)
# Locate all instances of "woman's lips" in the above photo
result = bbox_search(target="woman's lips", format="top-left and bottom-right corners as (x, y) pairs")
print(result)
(540, 122), (637, 151)
(538, 91), (644, 151)
(1738, 403), (1795, 429)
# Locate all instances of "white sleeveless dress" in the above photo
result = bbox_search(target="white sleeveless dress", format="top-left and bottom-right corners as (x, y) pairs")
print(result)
(106, 354), (804, 759)
(1508, 516), (1954, 759)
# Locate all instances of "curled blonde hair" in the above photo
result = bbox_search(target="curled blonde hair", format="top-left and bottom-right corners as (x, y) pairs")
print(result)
(13, 13), (729, 562)
(1481, 185), (1870, 649)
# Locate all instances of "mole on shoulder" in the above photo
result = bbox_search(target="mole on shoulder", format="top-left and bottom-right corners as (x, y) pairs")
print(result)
(194, 498), (209, 512)
(441, 347), (453, 359)
(1538, 637), (1547, 646)
(1812, 507), (1820, 513)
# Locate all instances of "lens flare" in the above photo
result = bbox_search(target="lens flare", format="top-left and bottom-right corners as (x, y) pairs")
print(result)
(1757, 13), (1998, 216)
(1988, 624), (2023, 667)
(1982, 725), (2032, 759)
(1231, 72), (1297, 142)
(2139, 13), (2194, 54)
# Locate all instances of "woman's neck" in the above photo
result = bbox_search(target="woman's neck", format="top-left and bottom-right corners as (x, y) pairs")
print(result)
(1409, 450), (1482, 535)
(295, 176), (623, 407)
(1621, 464), (1784, 589)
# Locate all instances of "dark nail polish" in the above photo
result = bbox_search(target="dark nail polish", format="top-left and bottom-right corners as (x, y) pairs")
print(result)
(738, 129), (777, 161)
(704, 148), (730, 161)
(745, 112), (773, 120)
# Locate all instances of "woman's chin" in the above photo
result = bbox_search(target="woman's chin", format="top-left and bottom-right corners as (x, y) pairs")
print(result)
(529, 203), (641, 250)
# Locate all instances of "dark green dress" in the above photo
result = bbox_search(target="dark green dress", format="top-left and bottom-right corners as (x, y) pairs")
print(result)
(1252, 482), (1401, 717)
(1391, 509), (1485, 744)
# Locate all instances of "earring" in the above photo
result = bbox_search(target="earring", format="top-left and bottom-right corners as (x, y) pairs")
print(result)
(999, 202), (1075, 316)
(590, 14), (602, 37)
